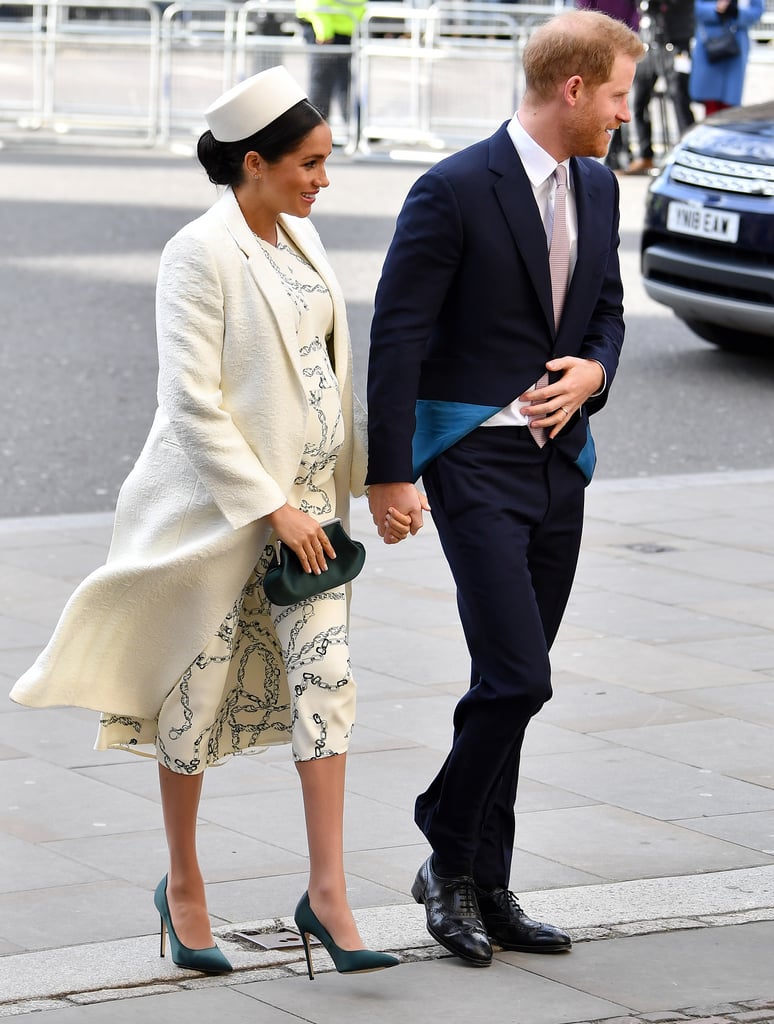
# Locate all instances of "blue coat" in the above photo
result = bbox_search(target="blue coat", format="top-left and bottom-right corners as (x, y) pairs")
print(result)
(689, 0), (763, 106)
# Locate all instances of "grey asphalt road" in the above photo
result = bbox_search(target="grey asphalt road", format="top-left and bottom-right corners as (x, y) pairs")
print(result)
(1, 142), (773, 519)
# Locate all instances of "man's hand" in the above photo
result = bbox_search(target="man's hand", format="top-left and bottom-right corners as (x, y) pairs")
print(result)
(368, 482), (431, 544)
(519, 357), (604, 439)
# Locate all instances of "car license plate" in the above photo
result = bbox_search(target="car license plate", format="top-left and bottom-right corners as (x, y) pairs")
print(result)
(666, 202), (740, 243)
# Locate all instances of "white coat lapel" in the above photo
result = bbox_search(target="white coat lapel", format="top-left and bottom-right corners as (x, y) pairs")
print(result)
(215, 188), (351, 392)
(217, 188), (303, 350)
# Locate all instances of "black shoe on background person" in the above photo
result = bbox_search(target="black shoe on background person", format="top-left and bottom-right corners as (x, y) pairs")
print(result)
(411, 856), (493, 966)
(476, 886), (572, 953)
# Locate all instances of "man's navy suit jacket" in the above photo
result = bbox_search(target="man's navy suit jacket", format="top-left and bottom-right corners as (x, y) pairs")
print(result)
(366, 122), (625, 485)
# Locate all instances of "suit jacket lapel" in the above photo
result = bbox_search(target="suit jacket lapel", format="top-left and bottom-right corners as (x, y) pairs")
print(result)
(489, 126), (555, 335)
(490, 130), (615, 348)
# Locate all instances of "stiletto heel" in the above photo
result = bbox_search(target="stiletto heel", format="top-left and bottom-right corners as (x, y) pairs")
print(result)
(298, 927), (316, 980)
(293, 891), (399, 981)
(154, 875), (233, 975)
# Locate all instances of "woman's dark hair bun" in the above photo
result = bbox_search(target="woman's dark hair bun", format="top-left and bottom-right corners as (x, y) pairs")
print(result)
(197, 129), (233, 186)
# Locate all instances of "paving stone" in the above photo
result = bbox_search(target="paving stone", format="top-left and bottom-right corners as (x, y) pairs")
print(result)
(613, 919), (708, 937)
(727, 1013), (774, 1022)
(679, 1018), (735, 1024)
(698, 911), (774, 926)
(68, 984), (181, 1004)
(593, 1017), (643, 1024)
(0, 1000), (72, 1018)
(572, 927), (617, 942)
(682, 1009), (746, 1018)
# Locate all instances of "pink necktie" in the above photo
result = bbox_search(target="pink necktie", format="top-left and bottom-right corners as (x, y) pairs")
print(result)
(530, 164), (570, 448)
(549, 164), (571, 328)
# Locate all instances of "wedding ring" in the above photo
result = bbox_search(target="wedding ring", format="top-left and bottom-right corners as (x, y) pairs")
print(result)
(562, 406), (569, 417)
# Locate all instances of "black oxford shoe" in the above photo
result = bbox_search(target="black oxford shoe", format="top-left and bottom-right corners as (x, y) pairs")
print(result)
(477, 887), (572, 953)
(411, 857), (493, 966)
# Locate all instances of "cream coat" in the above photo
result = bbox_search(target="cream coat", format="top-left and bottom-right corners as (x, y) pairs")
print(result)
(10, 188), (367, 722)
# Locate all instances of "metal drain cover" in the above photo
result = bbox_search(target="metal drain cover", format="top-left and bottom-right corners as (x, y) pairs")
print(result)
(232, 928), (318, 950)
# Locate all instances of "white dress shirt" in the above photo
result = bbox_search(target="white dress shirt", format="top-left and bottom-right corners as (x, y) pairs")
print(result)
(482, 112), (576, 428)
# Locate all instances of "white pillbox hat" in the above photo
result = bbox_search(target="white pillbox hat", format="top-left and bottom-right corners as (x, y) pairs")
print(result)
(204, 66), (307, 143)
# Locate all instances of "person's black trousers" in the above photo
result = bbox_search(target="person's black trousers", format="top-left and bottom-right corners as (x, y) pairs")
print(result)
(415, 427), (585, 890)
(633, 44), (695, 159)
(300, 22), (352, 122)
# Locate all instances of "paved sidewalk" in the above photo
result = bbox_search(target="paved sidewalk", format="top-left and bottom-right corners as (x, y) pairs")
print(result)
(2, 469), (774, 1019)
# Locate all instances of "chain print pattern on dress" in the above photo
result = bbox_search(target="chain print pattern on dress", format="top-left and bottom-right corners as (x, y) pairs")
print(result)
(98, 714), (142, 743)
(271, 590), (353, 761)
(254, 236), (328, 315)
(295, 342), (344, 518)
(155, 606), (241, 774)
(297, 440), (341, 516)
(99, 547), (293, 775)
(162, 565), (293, 774)
(168, 611), (238, 742)
(312, 713), (329, 759)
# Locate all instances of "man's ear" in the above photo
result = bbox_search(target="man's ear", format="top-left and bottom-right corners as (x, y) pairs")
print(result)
(564, 75), (584, 106)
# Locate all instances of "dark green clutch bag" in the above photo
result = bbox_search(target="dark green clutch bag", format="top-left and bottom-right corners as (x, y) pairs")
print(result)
(262, 518), (366, 606)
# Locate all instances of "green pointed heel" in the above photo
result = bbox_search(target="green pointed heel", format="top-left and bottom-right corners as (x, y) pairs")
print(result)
(154, 876), (233, 975)
(294, 891), (399, 980)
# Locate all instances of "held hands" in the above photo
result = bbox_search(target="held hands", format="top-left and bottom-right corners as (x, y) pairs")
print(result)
(519, 357), (604, 440)
(266, 504), (337, 575)
(368, 483), (431, 545)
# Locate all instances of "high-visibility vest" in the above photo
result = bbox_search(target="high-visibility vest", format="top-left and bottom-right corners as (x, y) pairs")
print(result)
(296, 0), (366, 41)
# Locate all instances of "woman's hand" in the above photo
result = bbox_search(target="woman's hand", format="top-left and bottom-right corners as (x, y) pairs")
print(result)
(368, 483), (431, 543)
(266, 504), (336, 575)
(384, 506), (413, 545)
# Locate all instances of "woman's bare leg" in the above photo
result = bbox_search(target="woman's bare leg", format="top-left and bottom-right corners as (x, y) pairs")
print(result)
(158, 764), (215, 949)
(296, 752), (363, 950)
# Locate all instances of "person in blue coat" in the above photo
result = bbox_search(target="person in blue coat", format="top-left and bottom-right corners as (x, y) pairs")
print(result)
(690, 0), (763, 114)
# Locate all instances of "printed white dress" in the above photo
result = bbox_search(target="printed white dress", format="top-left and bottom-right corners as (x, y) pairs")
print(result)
(97, 224), (356, 772)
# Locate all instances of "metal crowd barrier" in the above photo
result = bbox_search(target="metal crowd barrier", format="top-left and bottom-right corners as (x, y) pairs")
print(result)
(2, 0), (770, 153)
(157, 0), (242, 145)
(0, 0), (161, 143)
(0, 0), (559, 150)
(0, 0), (45, 129)
(356, 1), (564, 154)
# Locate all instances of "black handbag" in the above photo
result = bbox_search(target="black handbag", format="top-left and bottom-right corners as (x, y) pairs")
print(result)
(703, 24), (740, 63)
(262, 518), (366, 606)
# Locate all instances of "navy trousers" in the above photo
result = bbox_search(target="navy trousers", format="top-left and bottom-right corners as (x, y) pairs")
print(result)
(415, 426), (585, 890)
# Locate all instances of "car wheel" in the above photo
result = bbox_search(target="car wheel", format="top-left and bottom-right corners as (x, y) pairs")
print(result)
(682, 319), (772, 356)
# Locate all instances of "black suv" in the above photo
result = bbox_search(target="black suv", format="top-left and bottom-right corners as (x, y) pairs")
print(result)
(641, 101), (774, 353)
